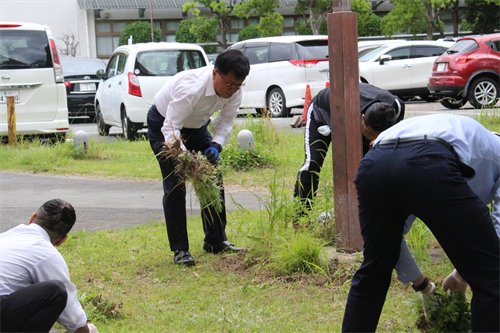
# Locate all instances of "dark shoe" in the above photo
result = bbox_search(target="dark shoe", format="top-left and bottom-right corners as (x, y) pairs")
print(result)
(203, 241), (245, 254)
(173, 250), (195, 266)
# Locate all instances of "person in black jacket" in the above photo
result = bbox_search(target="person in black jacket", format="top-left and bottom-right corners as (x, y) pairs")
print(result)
(293, 82), (405, 214)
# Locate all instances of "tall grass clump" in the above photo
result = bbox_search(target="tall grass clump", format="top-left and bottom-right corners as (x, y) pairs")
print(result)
(269, 232), (326, 275)
(406, 218), (432, 265)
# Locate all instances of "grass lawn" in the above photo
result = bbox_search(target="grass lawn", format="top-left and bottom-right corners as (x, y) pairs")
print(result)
(3, 112), (493, 332)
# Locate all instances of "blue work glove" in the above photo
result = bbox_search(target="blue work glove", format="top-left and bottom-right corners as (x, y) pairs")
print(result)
(204, 142), (222, 164)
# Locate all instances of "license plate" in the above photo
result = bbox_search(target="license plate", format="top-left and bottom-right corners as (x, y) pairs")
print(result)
(0, 90), (19, 103)
(436, 63), (446, 72)
(79, 83), (96, 92)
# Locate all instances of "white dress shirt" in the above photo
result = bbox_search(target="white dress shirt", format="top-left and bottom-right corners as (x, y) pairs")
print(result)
(154, 66), (242, 150)
(0, 224), (87, 332)
(375, 113), (500, 235)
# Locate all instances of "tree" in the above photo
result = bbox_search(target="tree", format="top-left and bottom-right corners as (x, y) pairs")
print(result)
(183, 0), (282, 49)
(58, 33), (79, 57)
(258, 13), (284, 37)
(238, 25), (260, 41)
(118, 21), (162, 46)
(462, 0), (500, 34)
(381, 0), (453, 39)
(176, 17), (218, 53)
(293, 0), (333, 35)
(234, 0), (283, 37)
(351, 0), (382, 36)
(183, 0), (246, 50)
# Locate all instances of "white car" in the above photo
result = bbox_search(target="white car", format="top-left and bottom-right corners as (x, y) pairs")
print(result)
(95, 42), (209, 140)
(228, 35), (329, 117)
(0, 22), (68, 141)
(358, 40), (454, 101)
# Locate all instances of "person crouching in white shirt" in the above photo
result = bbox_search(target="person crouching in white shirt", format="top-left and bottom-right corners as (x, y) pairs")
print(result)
(0, 199), (98, 333)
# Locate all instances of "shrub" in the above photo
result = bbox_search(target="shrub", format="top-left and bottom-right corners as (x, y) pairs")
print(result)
(118, 21), (161, 46)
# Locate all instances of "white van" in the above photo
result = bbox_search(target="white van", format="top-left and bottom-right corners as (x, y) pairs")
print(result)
(0, 22), (68, 141)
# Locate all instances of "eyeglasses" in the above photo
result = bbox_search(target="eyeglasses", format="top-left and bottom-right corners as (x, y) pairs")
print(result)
(216, 70), (245, 89)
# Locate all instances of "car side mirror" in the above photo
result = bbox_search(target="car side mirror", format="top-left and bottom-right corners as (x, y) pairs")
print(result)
(96, 69), (107, 79)
(379, 55), (391, 65)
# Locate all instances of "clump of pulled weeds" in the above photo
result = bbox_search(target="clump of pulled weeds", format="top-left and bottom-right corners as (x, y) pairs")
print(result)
(160, 140), (223, 213)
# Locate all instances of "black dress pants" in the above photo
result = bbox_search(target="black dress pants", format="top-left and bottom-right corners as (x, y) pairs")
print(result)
(0, 280), (67, 333)
(147, 105), (228, 252)
(342, 141), (500, 332)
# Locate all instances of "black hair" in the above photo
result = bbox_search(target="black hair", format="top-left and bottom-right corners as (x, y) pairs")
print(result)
(364, 102), (397, 132)
(214, 49), (250, 80)
(35, 199), (76, 237)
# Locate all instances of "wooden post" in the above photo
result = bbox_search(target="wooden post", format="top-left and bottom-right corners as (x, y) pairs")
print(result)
(7, 96), (16, 145)
(329, 0), (363, 252)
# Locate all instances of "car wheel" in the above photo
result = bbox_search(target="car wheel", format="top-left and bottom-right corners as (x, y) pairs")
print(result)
(468, 77), (499, 109)
(121, 108), (139, 141)
(267, 88), (290, 118)
(439, 97), (468, 109)
(96, 104), (110, 136)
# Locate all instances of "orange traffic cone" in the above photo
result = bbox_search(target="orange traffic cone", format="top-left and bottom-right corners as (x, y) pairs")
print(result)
(301, 84), (312, 125)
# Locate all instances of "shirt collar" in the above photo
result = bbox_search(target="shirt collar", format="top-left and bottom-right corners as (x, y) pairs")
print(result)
(27, 223), (51, 242)
(205, 67), (218, 98)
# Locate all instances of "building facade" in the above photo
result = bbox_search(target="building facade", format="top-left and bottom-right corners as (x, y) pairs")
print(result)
(0, 0), (468, 60)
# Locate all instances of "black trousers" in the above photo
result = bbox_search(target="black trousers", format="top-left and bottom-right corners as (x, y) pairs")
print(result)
(342, 141), (500, 332)
(147, 105), (228, 252)
(293, 106), (371, 213)
(294, 109), (331, 211)
(0, 280), (67, 333)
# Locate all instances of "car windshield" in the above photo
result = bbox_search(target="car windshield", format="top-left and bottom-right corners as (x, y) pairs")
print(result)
(296, 40), (329, 60)
(134, 50), (207, 76)
(0, 30), (51, 69)
(358, 45), (391, 62)
(61, 58), (106, 75)
(445, 39), (479, 55)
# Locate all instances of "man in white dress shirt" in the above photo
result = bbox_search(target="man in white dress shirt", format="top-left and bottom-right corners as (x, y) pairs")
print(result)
(0, 199), (98, 333)
(342, 114), (500, 332)
(147, 49), (250, 266)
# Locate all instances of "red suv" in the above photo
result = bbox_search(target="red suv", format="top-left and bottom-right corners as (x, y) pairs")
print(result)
(427, 33), (500, 109)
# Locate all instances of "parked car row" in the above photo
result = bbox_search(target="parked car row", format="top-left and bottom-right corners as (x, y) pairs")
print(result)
(2, 22), (498, 142)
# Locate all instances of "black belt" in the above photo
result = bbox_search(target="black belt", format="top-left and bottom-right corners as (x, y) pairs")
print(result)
(376, 135), (451, 150)
(375, 135), (476, 179)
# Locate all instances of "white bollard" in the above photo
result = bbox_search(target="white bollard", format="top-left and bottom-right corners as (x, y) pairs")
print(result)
(237, 129), (254, 152)
(74, 130), (89, 153)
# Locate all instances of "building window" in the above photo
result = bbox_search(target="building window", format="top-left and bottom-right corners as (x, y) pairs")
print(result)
(231, 18), (244, 29)
(230, 33), (239, 42)
(283, 17), (295, 27)
(248, 18), (259, 26)
(166, 35), (176, 42)
(113, 22), (128, 33)
(167, 21), (179, 30)
(97, 36), (120, 56)
(96, 22), (111, 33)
